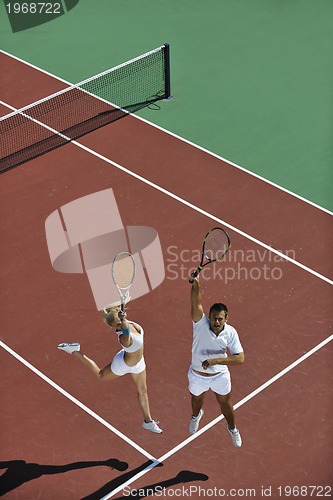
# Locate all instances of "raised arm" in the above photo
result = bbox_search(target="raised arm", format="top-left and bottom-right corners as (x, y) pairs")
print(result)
(191, 277), (204, 323)
(117, 310), (132, 348)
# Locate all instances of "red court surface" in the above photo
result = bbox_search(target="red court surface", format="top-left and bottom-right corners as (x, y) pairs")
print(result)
(1, 51), (332, 499)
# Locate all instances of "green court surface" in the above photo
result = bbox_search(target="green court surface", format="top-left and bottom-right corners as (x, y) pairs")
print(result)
(1, 0), (332, 211)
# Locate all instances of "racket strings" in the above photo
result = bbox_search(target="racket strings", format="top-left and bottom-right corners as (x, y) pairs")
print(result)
(112, 255), (135, 289)
(204, 229), (230, 261)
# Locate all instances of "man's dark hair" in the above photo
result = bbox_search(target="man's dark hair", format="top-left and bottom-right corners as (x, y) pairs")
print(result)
(209, 303), (228, 316)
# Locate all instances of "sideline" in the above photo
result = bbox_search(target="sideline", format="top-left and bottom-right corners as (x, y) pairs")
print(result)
(0, 48), (332, 217)
(0, 98), (332, 287)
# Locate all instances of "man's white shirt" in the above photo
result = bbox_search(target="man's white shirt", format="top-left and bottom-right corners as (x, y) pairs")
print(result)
(191, 314), (243, 374)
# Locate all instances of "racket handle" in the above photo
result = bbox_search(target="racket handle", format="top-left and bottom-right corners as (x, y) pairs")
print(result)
(189, 269), (199, 284)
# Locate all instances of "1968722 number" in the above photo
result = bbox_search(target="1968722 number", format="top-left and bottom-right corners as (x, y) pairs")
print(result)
(6, 3), (62, 14)
(277, 485), (332, 497)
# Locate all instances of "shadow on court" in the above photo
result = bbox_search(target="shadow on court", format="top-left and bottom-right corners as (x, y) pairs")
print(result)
(0, 458), (128, 496)
(85, 466), (209, 500)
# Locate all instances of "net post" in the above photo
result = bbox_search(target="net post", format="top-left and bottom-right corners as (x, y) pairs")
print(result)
(163, 43), (172, 99)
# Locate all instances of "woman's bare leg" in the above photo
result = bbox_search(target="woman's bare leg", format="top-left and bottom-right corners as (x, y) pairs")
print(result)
(72, 351), (120, 381)
(131, 370), (152, 422)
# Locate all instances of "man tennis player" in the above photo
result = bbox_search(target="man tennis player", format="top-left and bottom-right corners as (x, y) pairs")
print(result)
(189, 277), (244, 447)
(57, 306), (162, 434)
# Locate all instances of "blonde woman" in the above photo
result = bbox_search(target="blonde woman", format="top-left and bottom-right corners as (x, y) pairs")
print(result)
(58, 306), (162, 433)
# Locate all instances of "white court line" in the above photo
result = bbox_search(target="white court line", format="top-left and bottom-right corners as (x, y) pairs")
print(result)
(72, 144), (333, 287)
(101, 333), (333, 499)
(0, 340), (157, 462)
(1, 98), (332, 286)
(1, 48), (332, 217)
(1, 50), (332, 497)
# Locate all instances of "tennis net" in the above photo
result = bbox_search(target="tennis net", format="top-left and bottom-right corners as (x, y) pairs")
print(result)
(0, 43), (171, 173)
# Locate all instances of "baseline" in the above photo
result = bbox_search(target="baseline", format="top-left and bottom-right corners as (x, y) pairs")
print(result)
(100, 333), (333, 499)
(0, 340), (157, 462)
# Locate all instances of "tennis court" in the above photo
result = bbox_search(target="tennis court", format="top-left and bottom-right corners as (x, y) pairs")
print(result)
(1, 10), (333, 497)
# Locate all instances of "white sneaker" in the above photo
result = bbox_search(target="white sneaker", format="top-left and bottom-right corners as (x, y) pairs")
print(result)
(227, 425), (242, 447)
(57, 342), (80, 354)
(142, 420), (163, 434)
(189, 409), (204, 435)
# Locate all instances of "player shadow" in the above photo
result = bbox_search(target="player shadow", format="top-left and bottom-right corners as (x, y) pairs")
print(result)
(83, 462), (209, 500)
(0, 458), (128, 497)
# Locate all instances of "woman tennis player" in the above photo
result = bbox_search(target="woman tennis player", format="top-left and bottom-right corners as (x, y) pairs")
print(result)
(57, 305), (162, 434)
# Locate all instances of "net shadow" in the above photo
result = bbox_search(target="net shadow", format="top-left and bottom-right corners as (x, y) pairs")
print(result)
(0, 44), (171, 174)
(0, 99), (162, 174)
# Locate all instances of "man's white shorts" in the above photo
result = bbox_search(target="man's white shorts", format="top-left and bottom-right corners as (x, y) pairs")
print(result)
(188, 367), (231, 396)
(111, 350), (146, 376)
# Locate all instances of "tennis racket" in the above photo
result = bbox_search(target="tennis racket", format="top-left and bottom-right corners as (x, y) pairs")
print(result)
(112, 252), (136, 311)
(189, 227), (231, 283)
